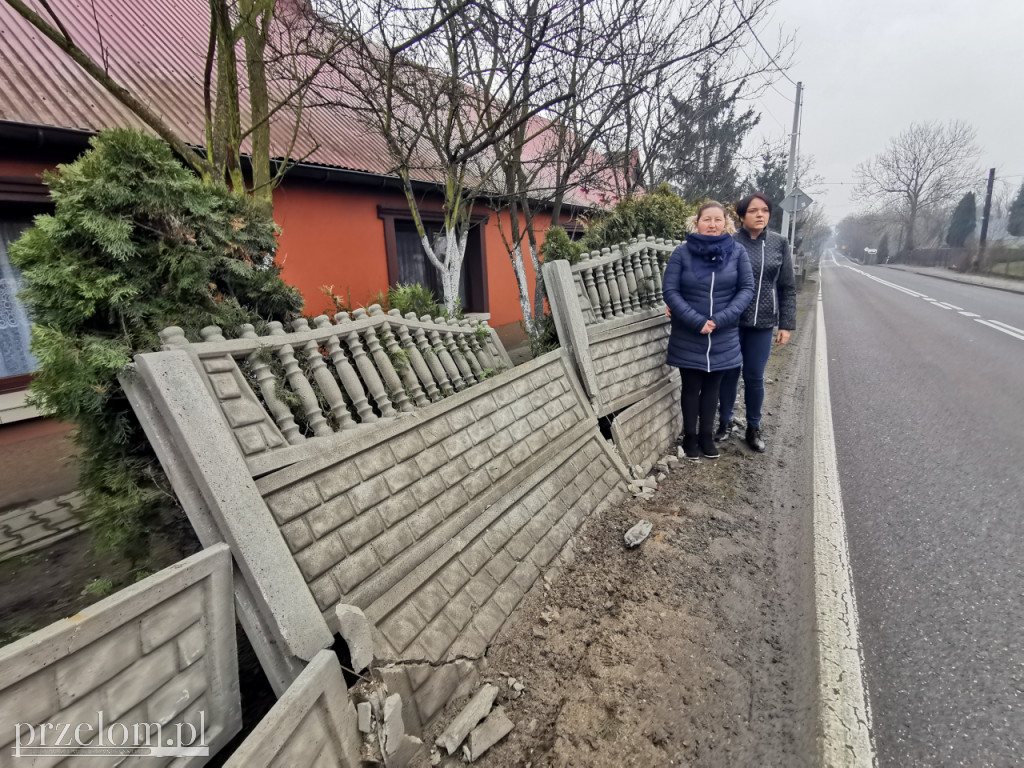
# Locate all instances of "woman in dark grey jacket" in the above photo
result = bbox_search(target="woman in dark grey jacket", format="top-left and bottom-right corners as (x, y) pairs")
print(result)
(664, 201), (754, 460)
(716, 193), (796, 452)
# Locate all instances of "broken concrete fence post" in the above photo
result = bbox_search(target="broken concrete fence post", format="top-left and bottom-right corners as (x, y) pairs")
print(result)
(383, 693), (406, 756)
(463, 706), (515, 762)
(435, 683), (500, 755)
(335, 603), (373, 673)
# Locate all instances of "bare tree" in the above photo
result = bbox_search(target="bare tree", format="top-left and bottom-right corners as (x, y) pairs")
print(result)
(853, 120), (982, 253)
(329, 0), (573, 314)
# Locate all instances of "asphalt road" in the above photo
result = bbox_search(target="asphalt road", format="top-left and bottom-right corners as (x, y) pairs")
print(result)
(821, 253), (1024, 767)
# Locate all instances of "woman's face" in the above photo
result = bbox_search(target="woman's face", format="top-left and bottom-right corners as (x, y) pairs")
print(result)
(696, 207), (726, 236)
(742, 199), (771, 233)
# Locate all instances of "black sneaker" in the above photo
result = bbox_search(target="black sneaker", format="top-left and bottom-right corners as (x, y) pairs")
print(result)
(681, 434), (701, 460)
(698, 434), (719, 459)
(745, 425), (766, 453)
(714, 420), (732, 442)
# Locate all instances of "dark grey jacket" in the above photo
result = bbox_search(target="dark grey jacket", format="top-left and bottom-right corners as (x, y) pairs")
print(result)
(734, 229), (797, 330)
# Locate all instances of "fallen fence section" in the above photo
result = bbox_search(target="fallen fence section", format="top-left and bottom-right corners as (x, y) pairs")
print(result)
(224, 650), (363, 768)
(544, 236), (683, 469)
(609, 372), (682, 476)
(122, 310), (630, 739)
(0, 544), (240, 766)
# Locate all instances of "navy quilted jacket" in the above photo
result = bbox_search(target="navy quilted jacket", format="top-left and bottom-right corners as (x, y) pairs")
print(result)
(663, 234), (754, 372)
(734, 228), (797, 330)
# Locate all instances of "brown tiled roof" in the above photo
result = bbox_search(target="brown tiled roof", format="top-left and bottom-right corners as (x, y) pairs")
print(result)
(0, 0), (612, 207)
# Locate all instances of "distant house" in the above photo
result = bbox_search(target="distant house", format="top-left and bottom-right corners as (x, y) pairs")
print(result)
(0, 0), (611, 425)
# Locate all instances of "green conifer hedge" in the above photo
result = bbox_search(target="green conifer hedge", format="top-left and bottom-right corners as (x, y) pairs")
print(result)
(11, 129), (303, 562)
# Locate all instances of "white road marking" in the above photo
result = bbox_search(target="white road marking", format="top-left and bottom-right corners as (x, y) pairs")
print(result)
(814, 287), (876, 767)
(986, 318), (1024, 335)
(975, 319), (1024, 342)
(829, 254), (1024, 346)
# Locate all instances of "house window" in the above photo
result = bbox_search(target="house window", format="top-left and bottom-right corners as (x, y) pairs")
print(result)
(378, 206), (489, 313)
(0, 218), (37, 386)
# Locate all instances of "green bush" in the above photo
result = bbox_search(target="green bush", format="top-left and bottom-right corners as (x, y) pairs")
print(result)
(579, 183), (694, 252)
(11, 129), (303, 563)
(381, 283), (449, 318)
(540, 225), (586, 264)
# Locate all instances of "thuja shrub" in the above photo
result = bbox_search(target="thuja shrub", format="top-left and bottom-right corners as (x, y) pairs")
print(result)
(541, 184), (694, 266)
(11, 129), (303, 562)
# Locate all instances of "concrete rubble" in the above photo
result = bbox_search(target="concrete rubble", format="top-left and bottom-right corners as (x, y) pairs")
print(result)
(435, 683), (500, 755)
(463, 707), (515, 763)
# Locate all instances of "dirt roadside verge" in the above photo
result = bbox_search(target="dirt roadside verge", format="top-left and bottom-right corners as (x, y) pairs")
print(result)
(424, 282), (821, 767)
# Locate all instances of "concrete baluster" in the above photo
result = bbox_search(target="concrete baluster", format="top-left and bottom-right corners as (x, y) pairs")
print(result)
(461, 319), (494, 372)
(592, 255), (612, 318)
(389, 309), (438, 403)
(603, 253), (623, 317)
(315, 315), (376, 423)
(291, 318), (356, 430)
(159, 326), (190, 349)
(422, 315), (465, 391)
(368, 305), (423, 409)
(613, 254), (633, 313)
(240, 324), (304, 444)
(407, 312), (453, 395)
(336, 313), (396, 418)
(353, 307), (411, 413)
(267, 322), (331, 437)
(449, 319), (484, 378)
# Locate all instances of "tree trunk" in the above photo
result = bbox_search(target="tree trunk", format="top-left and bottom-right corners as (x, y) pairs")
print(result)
(240, 0), (275, 212)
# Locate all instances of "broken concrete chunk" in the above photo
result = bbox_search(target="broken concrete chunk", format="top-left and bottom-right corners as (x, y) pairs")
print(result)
(435, 683), (500, 755)
(677, 446), (685, 460)
(463, 707), (515, 762)
(657, 472), (666, 482)
(336, 603), (373, 673)
(384, 734), (425, 768)
(357, 701), (373, 733)
(624, 520), (653, 548)
(641, 477), (658, 490)
(383, 694), (405, 756)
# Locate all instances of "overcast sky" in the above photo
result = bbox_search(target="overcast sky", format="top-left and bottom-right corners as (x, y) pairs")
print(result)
(741, 0), (1024, 225)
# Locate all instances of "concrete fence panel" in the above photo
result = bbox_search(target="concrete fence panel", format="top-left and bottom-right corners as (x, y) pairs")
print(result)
(123, 315), (630, 733)
(544, 236), (683, 467)
(223, 650), (361, 768)
(0, 544), (240, 767)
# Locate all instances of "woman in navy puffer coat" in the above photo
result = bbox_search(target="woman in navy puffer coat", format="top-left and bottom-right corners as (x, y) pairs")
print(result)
(663, 201), (754, 459)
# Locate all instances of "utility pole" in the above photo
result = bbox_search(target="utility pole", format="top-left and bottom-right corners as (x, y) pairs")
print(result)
(975, 167), (996, 272)
(779, 81), (803, 240)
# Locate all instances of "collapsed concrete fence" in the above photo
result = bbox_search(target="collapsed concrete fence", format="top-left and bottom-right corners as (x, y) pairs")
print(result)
(118, 306), (631, 748)
(0, 544), (241, 766)
(543, 235), (684, 475)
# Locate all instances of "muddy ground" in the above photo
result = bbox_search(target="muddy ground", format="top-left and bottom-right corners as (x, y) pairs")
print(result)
(423, 284), (821, 767)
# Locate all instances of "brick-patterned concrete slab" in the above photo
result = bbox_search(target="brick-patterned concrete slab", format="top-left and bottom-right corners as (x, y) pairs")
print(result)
(223, 650), (361, 768)
(0, 544), (240, 765)
(610, 372), (683, 476)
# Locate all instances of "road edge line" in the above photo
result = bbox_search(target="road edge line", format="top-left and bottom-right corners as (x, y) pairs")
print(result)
(813, 284), (877, 767)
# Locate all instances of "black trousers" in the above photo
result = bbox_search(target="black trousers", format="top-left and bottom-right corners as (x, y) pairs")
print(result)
(679, 368), (726, 438)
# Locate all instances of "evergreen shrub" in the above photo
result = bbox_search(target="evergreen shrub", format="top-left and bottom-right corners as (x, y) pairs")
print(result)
(11, 129), (303, 563)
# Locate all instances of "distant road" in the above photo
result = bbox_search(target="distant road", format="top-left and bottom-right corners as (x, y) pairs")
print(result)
(821, 252), (1024, 766)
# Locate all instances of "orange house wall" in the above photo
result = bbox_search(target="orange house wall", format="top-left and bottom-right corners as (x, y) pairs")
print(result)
(0, 158), (554, 333)
(274, 180), (553, 331)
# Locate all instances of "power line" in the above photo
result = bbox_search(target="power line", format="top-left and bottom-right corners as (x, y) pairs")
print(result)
(732, 0), (797, 87)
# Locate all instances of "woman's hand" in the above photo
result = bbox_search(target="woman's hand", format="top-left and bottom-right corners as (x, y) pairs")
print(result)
(776, 329), (791, 345)
(700, 320), (716, 335)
